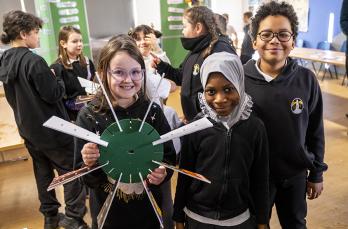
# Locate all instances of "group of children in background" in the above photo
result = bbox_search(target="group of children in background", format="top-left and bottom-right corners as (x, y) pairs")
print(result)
(0, 1), (327, 229)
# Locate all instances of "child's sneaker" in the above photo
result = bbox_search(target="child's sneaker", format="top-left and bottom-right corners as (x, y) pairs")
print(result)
(58, 215), (90, 229)
(44, 213), (64, 229)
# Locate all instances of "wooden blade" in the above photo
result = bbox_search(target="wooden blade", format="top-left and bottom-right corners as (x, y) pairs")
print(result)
(152, 160), (211, 184)
(139, 172), (164, 228)
(152, 117), (213, 146)
(75, 95), (95, 104)
(47, 162), (109, 191)
(43, 116), (108, 147)
(97, 173), (122, 229)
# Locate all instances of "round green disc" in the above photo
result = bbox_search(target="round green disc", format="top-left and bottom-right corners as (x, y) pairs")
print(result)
(99, 119), (163, 183)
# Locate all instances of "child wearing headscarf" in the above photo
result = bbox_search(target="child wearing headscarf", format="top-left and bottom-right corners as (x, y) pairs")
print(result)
(173, 52), (269, 229)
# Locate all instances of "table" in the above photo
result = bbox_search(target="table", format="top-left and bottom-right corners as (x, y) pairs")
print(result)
(289, 47), (347, 83)
(0, 97), (27, 163)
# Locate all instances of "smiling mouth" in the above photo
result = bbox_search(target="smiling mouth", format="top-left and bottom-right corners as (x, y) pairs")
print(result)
(120, 85), (134, 90)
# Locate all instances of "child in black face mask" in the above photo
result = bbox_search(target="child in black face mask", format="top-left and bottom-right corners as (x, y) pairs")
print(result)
(152, 6), (236, 123)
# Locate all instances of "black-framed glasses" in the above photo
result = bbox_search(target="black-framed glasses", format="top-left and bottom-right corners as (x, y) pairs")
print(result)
(257, 31), (293, 42)
(108, 68), (145, 81)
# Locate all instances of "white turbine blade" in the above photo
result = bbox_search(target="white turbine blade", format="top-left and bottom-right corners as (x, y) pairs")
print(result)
(47, 162), (109, 191)
(97, 173), (122, 229)
(152, 117), (213, 146)
(43, 116), (108, 147)
(139, 73), (165, 132)
(78, 76), (100, 95)
(95, 72), (123, 132)
(139, 172), (164, 228)
(152, 160), (211, 184)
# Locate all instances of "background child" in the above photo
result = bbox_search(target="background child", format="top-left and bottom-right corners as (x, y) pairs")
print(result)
(0, 11), (88, 229)
(240, 11), (254, 64)
(244, 1), (328, 228)
(75, 34), (176, 229)
(51, 25), (95, 121)
(130, 24), (176, 107)
(173, 52), (269, 229)
(152, 6), (236, 123)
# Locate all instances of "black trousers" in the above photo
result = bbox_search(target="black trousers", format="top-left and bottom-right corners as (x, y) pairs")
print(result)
(269, 172), (307, 229)
(185, 216), (256, 229)
(26, 143), (86, 219)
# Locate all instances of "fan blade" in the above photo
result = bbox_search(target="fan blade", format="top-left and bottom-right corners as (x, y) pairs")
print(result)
(139, 172), (164, 228)
(47, 162), (109, 191)
(152, 160), (211, 184)
(78, 76), (100, 95)
(43, 116), (108, 147)
(152, 117), (213, 145)
(97, 173), (122, 229)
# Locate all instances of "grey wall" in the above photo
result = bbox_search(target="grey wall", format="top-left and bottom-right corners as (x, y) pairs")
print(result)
(85, 0), (134, 39)
(0, 0), (36, 36)
(0, 0), (134, 40)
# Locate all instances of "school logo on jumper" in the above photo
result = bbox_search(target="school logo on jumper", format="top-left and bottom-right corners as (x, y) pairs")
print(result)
(290, 98), (304, 114)
(193, 64), (200, 76)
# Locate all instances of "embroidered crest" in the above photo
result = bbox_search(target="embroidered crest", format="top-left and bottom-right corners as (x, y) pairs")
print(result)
(290, 98), (304, 114)
(193, 64), (200, 76)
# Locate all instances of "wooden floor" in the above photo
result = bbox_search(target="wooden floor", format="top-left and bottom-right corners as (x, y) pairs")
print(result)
(1, 75), (348, 229)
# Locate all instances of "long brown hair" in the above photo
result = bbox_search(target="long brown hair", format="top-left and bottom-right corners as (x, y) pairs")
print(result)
(56, 25), (87, 69)
(94, 34), (147, 112)
(183, 6), (219, 58)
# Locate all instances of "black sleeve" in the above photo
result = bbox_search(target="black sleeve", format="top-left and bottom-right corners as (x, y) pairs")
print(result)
(172, 133), (197, 222)
(29, 57), (65, 103)
(306, 74), (328, 182)
(156, 59), (184, 86)
(340, 0), (348, 35)
(249, 119), (270, 225)
(75, 107), (109, 188)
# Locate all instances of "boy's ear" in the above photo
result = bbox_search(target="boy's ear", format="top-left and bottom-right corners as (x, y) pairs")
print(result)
(19, 31), (27, 40)
(252, 39), (258, 50)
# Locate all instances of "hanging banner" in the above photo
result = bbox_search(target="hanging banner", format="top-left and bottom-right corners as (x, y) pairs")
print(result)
(34, 0), (92, 65)
(160, 0), (187, 67)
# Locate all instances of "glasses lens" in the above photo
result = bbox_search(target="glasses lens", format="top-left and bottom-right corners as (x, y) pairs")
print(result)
(260, 31), (274, 41)
(130, 69), (144, 81)
(278, 31), (292, 42)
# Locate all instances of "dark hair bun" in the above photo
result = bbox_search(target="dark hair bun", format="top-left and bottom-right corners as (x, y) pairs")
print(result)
(0, 33), (11, 44)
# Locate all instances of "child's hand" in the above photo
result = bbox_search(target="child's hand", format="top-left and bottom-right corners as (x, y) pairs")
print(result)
(81, 143), (100, 167)
(307, 181), (323, 199)
(147, 165), (166, 185)
(146, 33), (161, 53)
(150, 52), (161, 69)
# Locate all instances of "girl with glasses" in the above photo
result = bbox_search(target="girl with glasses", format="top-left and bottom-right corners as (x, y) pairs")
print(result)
(76, 35), (176, 229)
(244, 1), (328, 228)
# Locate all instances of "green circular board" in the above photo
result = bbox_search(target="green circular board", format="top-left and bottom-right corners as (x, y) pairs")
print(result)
(99, 119), (163, 183)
